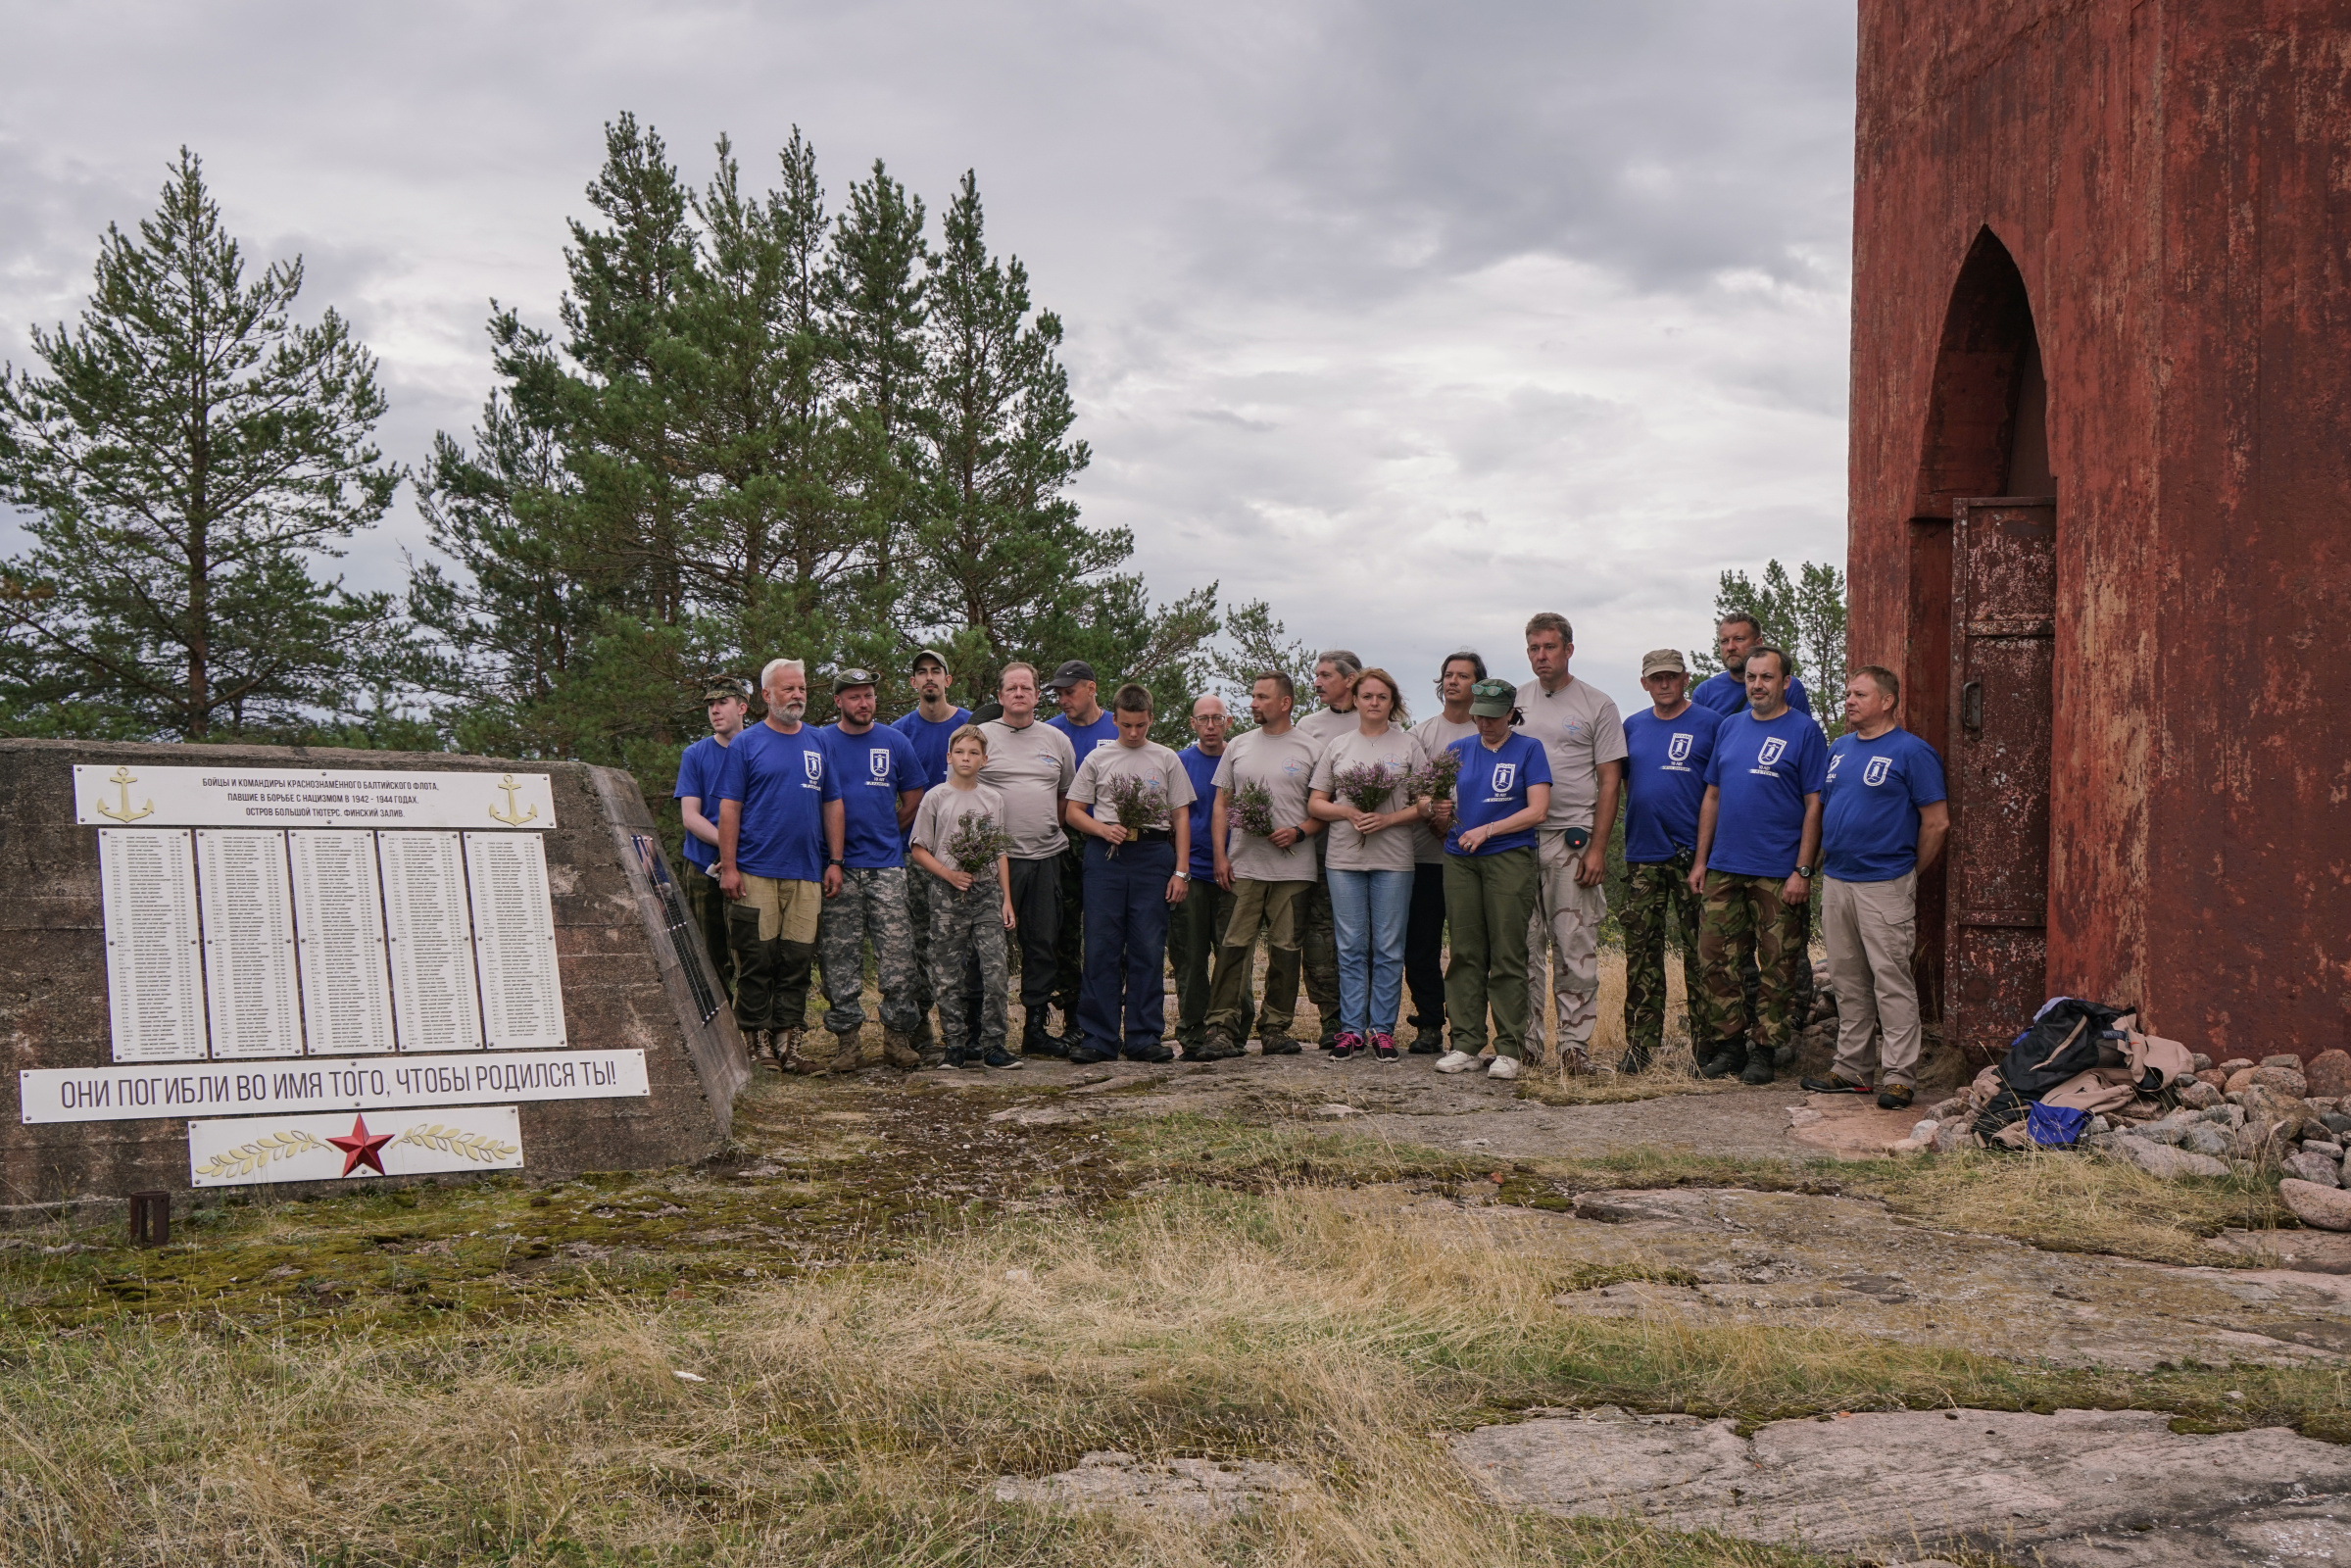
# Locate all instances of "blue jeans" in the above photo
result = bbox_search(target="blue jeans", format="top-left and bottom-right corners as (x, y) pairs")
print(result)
(1078, 835), (1176, 1054)
(1327, 866), (1413, 1037)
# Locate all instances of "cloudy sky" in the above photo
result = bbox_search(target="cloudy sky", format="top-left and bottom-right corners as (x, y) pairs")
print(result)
(0, 0), (1856, 710)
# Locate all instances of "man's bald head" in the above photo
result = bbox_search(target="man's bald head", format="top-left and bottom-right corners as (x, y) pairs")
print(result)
(1190, 692), (1232, 751)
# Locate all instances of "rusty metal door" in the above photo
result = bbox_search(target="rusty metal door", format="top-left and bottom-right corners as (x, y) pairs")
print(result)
(1943, 497), (2055, 1060)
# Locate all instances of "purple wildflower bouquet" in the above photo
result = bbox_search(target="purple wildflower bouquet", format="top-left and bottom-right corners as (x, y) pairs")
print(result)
(947, 810), (1013, 875)
(1097, 775), (1168, 856)
(1230, 778), (1278, 838)
(1331, 761), (1402, 814)
(1407, 748), (1463, 805)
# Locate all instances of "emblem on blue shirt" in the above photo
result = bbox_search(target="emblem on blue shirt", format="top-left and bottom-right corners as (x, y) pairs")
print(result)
(803, 750), (824, 784)
(1756, 737), (1787, 767)
(1864, 755), (1892, 787)
(1667, 732), (1692, 764)
(869, 747), (892, 781)
(1489, 762), (1517, 798)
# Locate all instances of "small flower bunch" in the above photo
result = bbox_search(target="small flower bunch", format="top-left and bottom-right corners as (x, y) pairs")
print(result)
(1098, 775), (1167, 856)
(1332, 760), (1401, 814)
(1230, 778), (1278, 838)
(1407, 748), (1463, 805)
(947, 811), (1013, 874)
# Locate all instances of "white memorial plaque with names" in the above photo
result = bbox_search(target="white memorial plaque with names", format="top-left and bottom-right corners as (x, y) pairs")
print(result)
(289, 830), (396, 1055)
(464, 832), (566, 1050)
(99, 828), (206, 1063)
(380, 831), (485, 1053)
(73, 763), (556, 830)
(197, 830), (304, 1058)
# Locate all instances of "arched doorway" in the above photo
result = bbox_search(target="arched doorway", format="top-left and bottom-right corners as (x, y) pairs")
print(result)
(1906, 229), (2055, 1059)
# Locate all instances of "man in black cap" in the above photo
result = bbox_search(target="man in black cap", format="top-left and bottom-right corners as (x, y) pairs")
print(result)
(1045, 659), (1118, 1047)
(813, 667), (927, 1071)
(674, 678), (750, 997)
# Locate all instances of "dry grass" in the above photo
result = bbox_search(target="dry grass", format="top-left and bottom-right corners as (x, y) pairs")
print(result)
(3, 1183), (2339, 1566)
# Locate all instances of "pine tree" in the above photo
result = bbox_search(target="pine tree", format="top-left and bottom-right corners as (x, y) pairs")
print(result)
(0, 150), (403, 740)
(1690, 558), (1848, 734)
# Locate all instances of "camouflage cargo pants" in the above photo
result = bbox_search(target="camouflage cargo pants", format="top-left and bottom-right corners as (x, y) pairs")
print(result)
(1621, 860), (1704, 1055)
(816, 866), (920, 1038)
(1695, 870), (1807, 1057)
(926, 872), (1009, 1056)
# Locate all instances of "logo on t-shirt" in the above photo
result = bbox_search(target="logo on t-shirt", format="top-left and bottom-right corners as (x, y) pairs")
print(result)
(1665, 732), (1694, 769)
(1864, 755), (1892, 787)
(868, 747), (893, 782)
(1754, 737), (1787, 771)
(1487, 762), (1517, 799)
(1093, 738), (1116, 751)
(803, 749), (824, 786)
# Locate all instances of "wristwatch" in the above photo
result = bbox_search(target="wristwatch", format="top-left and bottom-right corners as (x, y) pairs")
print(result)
(1172, 869), (1191, 881)
(1793, 862), (1814, 879)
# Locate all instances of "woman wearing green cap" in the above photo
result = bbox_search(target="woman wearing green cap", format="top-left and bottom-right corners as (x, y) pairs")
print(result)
(1435, 680), (1553, 1079)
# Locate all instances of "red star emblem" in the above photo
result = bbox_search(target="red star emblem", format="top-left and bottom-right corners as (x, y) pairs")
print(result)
(326, 1113), (395, 1177)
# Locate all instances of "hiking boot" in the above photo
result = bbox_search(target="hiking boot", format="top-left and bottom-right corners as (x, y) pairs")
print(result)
(1192, 1033), (1244, 1062)
(1318, 1033), (1339, 1053)
(1487, 1054), (1521, 1080)
(1022, 1027), (1069, 1059)
(1259, 1035), (1302, 1056)
(981, 1046), (1023, 1069)
(1371, 1032), (1399, 1062)
(1436, 1050), (1476, 1073)
(1330, 1031), (1364, 1060)
(1619, 1045), (1653, 1076)
(1876, 1083), (1915, 1111)
(1739, 1053), (1776, 1086)
(1408, 1024), (1445, 1054)
(743, 1028), (769, 1067)
(882, 1030), (922, 1070)
(1068, 1045), (1117, 1066)
(1800, 1071), (1875, 1095)
(1560, 1046), (1593, 1077)
(1697, 1039), (1748, 1080)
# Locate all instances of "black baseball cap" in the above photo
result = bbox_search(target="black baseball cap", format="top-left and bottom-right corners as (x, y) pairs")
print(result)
(1043, 660), (1097, 691)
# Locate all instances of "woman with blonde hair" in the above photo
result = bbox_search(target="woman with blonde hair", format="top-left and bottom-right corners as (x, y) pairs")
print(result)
(1305, 667), (1421, 1060)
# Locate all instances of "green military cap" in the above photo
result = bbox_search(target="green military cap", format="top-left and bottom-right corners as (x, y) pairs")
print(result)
(1468, 678), (1518, 718)
(831, 667), (880, 696)
(702, 677), (748, 704)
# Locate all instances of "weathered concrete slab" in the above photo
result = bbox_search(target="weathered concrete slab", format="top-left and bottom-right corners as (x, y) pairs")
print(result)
(1454, 1405), (2351, 1562)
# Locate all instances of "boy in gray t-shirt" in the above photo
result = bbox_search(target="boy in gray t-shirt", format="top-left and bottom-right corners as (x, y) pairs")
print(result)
(1061, 685), (1196, 1063)
(906, 727), (1019, 1068)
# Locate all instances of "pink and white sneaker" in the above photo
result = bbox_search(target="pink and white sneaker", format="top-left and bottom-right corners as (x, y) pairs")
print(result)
(1331, 1031), (1364, 1059)
(1371, 1032), (1399, 1061)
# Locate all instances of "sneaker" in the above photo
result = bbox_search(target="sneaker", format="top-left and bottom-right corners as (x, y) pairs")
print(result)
(1123, 1043), (1175, 1063)
(1435, 1050), (1476, 1073)
(1739, 1054), (1776, 1086)
(943, 1048), (968, 1070)
(1876, 1083), (1915, 1111)
(1068, 1046), (1116, 1066)
(1371, 1032), (1399, 1062)
(981, 1047), (1023, 1069)
(1259, 1035), (1302, 1056)
(1800, 1072), (1875, 1095)
(1330, 1031), (1364, 1060)
(1487, 1054), (1521, 1080)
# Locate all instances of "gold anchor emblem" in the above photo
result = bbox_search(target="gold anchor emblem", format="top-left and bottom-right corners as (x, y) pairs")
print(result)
(487, 773), (538, 826)
(95, 765), (156, 823)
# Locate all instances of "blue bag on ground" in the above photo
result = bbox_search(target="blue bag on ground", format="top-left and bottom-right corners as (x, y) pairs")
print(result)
(2025, 1101), (2090, 1148)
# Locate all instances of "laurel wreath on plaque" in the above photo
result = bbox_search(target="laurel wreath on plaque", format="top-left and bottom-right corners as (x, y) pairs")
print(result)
(193, 1129), (329, 1179)
(392, 1124), (520, 1163)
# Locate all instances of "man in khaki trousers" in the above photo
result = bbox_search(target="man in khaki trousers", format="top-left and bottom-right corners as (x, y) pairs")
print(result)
(1512, 612), (1626, 1073)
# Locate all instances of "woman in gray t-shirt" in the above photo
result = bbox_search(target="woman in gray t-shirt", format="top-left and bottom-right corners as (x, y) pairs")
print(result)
(1306, 667), (1422, 1060)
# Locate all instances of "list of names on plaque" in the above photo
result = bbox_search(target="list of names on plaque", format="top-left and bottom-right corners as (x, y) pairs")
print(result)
(197, 829), (305, 1058)
(381, 831), (485, 1052)
(289, 829), (396, 1054)
(464, 832), (566, 1049)
(99, 828), (207, 1062)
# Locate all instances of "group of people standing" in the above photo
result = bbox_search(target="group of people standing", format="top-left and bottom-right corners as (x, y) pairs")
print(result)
(670, 609), (1948, 1110)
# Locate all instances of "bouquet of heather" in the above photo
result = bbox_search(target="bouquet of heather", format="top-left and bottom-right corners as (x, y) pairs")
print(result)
(1097, 775), (1166, 857)
(947, 811), (1013, 875)
(1332, 761), (1401, 814)
(1408, 748), (1463, 805)
(1231, 778), (1278, 838)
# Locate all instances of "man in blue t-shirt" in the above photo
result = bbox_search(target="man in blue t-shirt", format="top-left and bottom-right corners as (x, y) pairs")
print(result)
(674, 678), (750, 998)
(1616, 650), (1722, 1074)
(1688, 646), (1827, 1085)
(1433, 679), (1554, 1078)
(814, 668), (927, 1071)
(1690, 612), (1814, 720)
(1168, 694), (1254, 1057)
(718, 659), (842, 1068)
(891, 648), (973, 1062)
(1045, 659), (1121, 1042)
(1801, 665), (1950, 1110)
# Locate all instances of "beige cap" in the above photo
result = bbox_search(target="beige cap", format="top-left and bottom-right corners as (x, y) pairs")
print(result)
(1641, 648), (1690, 678)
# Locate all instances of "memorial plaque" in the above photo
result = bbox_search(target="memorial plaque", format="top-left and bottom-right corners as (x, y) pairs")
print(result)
(289, 829), (396, 1055)
(380, 831), (484, 1052)
(99, 827), (206, 1063)
(197, 829), (303, 1058)
(464, 831), (566, 1050)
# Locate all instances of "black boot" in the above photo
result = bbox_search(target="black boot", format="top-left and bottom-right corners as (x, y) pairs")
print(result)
(1698, 1038), (1748, 1080)
(1620, 1044), (1653, 1076)
(1739, 1048), (1776, 1085)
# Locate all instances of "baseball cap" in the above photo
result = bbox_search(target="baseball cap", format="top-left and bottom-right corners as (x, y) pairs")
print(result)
(908, 647), (950, 673)
(1641, 649), (1690, 678)
(701, 678), (748, 704)
(971, 700), (1004, 724)
(830, 667), (880, 696)
(1468, 678), (1517, 718)
(1043, 660), (1097, 691)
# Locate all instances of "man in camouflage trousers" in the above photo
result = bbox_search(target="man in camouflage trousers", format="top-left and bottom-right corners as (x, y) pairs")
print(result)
(809, 670), (928, 1072)
(1617, 650), (1721, 1072)
(1293, 650), (1360, 1047)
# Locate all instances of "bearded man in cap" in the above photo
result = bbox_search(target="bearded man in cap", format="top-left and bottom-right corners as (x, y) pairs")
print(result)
(1617, 649), (1720, 1073)
(811, 667), (927, 1071)
(1044, 659), (1118, 1048)
(674, 677), (750, 998)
